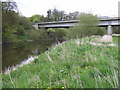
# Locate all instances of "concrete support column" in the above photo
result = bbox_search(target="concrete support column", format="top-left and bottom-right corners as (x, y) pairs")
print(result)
(107, 25), (112, 35)
(32, 24), (38, 30)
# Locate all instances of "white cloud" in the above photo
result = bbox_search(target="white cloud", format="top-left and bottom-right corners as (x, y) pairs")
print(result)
(14, 0), (119, 17)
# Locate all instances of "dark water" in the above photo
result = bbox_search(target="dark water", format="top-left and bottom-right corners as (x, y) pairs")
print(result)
(2, 40), (57, 71)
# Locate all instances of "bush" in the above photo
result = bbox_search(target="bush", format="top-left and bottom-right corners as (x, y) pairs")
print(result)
(66, 26), (83, 39)
(25, 29), (40, 40)
(47, 28), (56, 33)
(113, 26), (120, 34)
(54, 28), (67, 38)
(66, 13), (106, 39)
(2, 28), (17, 42)
(94, 27), (106, 36)
(47, 28), (67, 40)
(38, 28), (49, 39)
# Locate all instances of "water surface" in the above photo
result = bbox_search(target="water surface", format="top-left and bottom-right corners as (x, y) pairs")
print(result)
(2, 40), (57, 71)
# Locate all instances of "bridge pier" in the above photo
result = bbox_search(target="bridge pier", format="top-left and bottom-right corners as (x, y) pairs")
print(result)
(107, 25), (113, 35)
(32, 24), (38, 30)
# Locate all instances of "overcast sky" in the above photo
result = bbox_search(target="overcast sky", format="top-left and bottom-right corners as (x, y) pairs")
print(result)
(14, 0), (119, 17)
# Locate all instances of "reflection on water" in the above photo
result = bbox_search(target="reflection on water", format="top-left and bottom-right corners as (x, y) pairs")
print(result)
(2, 40), (57, 71)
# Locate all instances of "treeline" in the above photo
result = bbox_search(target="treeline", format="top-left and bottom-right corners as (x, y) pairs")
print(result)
(2, 2), (33, 42)
(29, 8), (80, 23)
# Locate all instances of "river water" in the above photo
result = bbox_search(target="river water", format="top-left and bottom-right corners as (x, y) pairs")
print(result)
(2, 40), (58, 72)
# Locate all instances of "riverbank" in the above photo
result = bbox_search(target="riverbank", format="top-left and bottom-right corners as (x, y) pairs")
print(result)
(2, 36), (119, 88)
(3, 56), (35, 74)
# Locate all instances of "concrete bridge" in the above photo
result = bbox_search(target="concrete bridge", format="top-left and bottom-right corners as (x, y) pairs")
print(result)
(33, 17), (120, 35)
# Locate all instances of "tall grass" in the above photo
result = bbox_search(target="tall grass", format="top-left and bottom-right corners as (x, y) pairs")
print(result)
(2, 37), (119, 88)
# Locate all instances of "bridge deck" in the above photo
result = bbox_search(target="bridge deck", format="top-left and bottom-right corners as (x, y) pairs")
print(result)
(33, 17), (120, 29)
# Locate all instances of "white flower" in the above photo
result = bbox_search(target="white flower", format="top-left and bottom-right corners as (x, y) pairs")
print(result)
(60, 70), (64, 72)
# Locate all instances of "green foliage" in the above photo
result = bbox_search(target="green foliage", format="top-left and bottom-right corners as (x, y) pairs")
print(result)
(2, 28), (17, 42)
(55, 28), (67, 38)
(25, 30), (40, 40)
(29, 14), (45, 23)
(47, 28), (67, 40)
(47, 8), (80, 21)
(66, 13), (106, 39)
(78, 13), (100, 26)
(66, 26), (86, 39)
(16, 35), (28, 42)
(2, 2), (33, 42)
(112, 36), (119, 44)
(38, 29), (49, 39)
(113, 26), (120, 34)
(18, 16), (33, 30)
(94, 27), (107, 35)
(2, 10), (19, 30)
(47, 28), (56, 33)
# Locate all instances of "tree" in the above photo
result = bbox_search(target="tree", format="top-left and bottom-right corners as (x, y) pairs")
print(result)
(46, 8), (80, 21)
(78, 13), (100, 36)
(2, 1), (19, 42)
(53, 8), (58, 21)
(67, 13), (106, 39)
(29, 14), (45, 23)
(47, 9), (52, 21)
(2, 1), (19, 13)
(2, 1), (33, 42)
(46, 8), (66, 21)
(58, 11), (65, 21)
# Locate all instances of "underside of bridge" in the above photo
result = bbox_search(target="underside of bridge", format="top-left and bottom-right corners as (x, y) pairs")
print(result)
(41, 26), (70, 29)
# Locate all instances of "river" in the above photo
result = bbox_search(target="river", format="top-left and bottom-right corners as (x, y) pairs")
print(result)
(2, 40), (59, 72)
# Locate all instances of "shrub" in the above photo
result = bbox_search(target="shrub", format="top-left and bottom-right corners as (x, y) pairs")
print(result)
(113, 26), (120, 34)
(54, 28), (67, 38)
(66, 13), (106, 39)
(47, 28), (67, 40)
(25, 29), (40, 40)
(2, 28), (17, 42)
(38, 28), (49, 39)
(94, 27), (106, 36)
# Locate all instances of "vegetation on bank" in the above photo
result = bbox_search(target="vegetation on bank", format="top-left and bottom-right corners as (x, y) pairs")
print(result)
(2, 2), (33, 42)
(2, 36), (119, 88)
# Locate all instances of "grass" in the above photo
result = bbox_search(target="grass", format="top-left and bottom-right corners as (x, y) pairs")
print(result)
(2, 36), (119, 88)
(112, 36), (119, 44)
